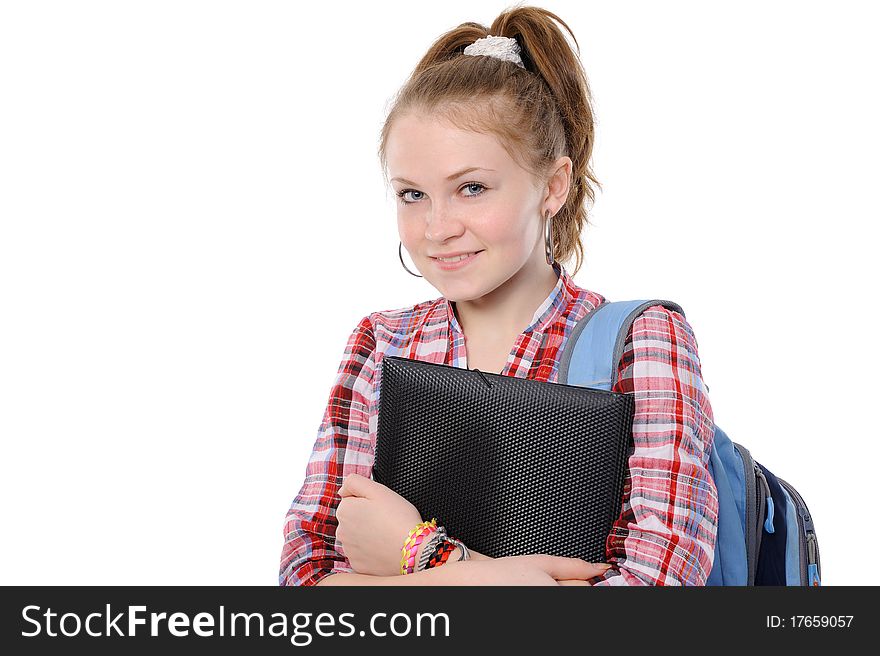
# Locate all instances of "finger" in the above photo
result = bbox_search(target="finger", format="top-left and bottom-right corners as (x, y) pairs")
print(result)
(335, 497), (349, 521)
(536, 555), (613, 580)
(339, 473), (371, 498)
(335, 496), (367, 523)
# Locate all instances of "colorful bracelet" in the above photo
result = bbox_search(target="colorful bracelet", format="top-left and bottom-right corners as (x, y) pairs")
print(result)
(425, 536), (471, 569)
(426, 539), (458, 569)
(447, 536), (471, 562)
(415, 526), (448, 573)
(400, 519), (437, 575)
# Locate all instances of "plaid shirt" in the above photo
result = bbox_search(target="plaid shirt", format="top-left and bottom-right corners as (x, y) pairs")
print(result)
(280, 262), (718, 586)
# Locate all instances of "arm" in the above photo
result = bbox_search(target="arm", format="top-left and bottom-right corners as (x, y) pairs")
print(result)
(317, 553), (610, 586)
(279, 315), (377, 586)
(278, 316), (579, 587)
(278, 311), (496, 586)
(588, 305), (719, 586)
(316, 555), (468, 586)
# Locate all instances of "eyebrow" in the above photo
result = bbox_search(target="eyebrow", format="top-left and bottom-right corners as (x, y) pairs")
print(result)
(391, 167), (496, 186)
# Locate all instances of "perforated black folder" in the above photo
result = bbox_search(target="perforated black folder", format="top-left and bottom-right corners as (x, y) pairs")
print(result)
(372, 356), (634, 562)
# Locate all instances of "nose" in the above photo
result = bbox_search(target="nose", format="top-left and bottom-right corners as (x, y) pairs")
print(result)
(424, 202), (465, 243)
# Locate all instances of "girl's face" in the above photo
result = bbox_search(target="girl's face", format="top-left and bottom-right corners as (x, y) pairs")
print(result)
(386, 112), (560, 303)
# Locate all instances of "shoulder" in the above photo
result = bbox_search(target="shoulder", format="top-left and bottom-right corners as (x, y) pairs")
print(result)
(343, 297), (447, 359)
(365, 296), (446, 338)
(331, 298), (448, 387)
(626, 303), (700, 352)
(616, 302), (708, 396)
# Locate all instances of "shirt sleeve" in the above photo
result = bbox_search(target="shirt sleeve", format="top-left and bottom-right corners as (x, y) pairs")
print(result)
(588, 305), (719, 586)
(279, 314), (378, 586)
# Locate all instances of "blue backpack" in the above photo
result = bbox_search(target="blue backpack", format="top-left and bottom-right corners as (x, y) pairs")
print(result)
(558, 299), (821, 586)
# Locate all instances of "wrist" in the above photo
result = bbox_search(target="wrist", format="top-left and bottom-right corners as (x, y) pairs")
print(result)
(400, 520), (474, 576)
(401, 558), (470, 585)
(414, 536), (434, 567)
(400, 519), (438, 575)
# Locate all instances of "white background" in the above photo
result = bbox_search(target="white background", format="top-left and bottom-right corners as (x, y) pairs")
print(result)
(1, 0), (877, 585)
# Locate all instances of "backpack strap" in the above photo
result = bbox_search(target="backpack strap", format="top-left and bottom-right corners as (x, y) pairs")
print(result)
(559, 299), (686, 390)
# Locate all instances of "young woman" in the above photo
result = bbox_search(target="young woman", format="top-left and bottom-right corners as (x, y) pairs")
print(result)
(279, 6), (718, 586)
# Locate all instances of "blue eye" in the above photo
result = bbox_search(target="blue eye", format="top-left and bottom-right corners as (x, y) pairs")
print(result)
(396, 189), (424, 204)
(463, 182), (486, 197)
(396, 182), (487, 206)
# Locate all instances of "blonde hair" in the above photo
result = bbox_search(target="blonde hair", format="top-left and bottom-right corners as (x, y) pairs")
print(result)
(378, 4), (600, 276)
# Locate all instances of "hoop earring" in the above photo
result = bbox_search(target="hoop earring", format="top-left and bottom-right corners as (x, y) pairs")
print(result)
(399, 242), (423, 278)
(544, 209), (556, 266)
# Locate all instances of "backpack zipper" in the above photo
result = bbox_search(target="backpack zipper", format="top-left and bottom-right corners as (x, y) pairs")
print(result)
(807, 534), (820, 586)
(777, 476), (821, 585)
(775, 477), (807, 584)
(754, 465), (775, 535)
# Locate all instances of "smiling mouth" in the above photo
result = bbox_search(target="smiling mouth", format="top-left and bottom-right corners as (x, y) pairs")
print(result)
(434, 251), (482, 263)
(430, 250), (484, 270)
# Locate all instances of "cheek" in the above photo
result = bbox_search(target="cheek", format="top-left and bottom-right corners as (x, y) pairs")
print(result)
(397, 215), (419, 242)
(473, 210), (539, 248)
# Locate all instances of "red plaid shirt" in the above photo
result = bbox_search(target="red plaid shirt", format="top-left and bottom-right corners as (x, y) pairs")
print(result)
(280, 263), (718, 586)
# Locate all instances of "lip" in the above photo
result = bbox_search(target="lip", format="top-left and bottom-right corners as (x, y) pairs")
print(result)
(431, 250), (483, 271)
(431, 250), (483, 258)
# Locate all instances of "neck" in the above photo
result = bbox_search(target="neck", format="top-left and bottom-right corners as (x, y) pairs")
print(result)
(453, 258), (560, 339)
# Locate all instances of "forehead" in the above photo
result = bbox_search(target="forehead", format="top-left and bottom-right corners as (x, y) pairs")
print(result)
(386, 113), (516, 177)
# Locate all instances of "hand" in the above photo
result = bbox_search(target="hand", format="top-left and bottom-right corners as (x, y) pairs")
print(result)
(438, 554), (612, 586)
(336, 473), (424, 577)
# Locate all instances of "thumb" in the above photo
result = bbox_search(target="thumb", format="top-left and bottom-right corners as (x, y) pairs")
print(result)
(339, 473), (372, 498)
(536, 555), (612, 581)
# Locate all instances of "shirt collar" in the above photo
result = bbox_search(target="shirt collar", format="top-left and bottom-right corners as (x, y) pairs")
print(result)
(445, 261), (574, 335)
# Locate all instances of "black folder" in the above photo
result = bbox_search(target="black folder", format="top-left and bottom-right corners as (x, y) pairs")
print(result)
(373, 356), (634, 562)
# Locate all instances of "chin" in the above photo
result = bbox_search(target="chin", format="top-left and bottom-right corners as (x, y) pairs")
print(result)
(436, 277), (503, 303)
(427, 278), (477, 302)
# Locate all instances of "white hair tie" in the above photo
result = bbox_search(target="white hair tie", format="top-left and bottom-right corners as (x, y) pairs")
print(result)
(463, 35), (525, 69)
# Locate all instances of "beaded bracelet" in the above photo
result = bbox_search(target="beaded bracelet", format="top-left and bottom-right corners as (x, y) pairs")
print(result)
(400, 519), (437, 575)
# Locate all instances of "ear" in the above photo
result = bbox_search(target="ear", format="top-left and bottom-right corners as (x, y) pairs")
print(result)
(543, 156), (573, 215)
